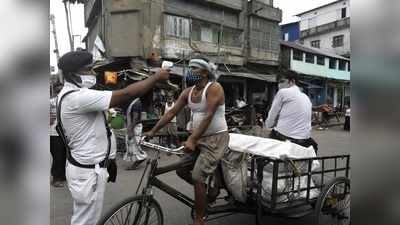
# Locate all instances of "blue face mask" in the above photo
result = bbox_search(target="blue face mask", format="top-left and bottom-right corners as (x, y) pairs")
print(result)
(185, 70), (202, 86)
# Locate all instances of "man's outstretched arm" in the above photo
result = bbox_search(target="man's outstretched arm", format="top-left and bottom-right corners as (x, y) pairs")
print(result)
(109, 69), (169, 108)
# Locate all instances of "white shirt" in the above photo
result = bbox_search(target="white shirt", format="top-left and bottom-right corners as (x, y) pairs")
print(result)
(58, 82), (112, 165)
(265, 85), (312, 139)
(345, 108), (351, 117)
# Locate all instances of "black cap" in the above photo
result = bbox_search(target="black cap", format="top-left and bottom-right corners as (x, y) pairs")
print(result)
(58, 51), (93, 73)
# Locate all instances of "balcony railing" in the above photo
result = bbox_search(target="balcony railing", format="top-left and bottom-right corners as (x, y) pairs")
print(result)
(248, 0), (282, 22)
(300, 17), (350, 39)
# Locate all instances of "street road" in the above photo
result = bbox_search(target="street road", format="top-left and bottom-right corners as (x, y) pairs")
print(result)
(51, 125), (350, 225)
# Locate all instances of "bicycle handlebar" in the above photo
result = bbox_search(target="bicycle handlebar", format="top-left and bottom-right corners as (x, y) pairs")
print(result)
(140, 137), (184, 155)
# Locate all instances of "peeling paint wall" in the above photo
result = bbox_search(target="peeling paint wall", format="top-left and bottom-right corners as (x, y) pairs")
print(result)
(162, 37), (244, 65)
(165, 0), (241, 29)
(84, 0), (280, 66)
(204, 0), (242, 10)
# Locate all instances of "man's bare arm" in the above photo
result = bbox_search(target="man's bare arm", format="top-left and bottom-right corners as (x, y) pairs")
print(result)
(109, 69), (169, 108)
(149, 88), (190, 135)
(188, 83), (224, 142)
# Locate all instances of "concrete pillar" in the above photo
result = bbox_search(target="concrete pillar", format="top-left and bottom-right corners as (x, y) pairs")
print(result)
(333, 87), (338, 107)
(323, 79), (328, 104)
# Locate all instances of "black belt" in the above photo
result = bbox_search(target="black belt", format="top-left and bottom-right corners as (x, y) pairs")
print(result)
(271, 130), (318, 152)
(67, 155), (107, 169)
(272, 130), (308, 143)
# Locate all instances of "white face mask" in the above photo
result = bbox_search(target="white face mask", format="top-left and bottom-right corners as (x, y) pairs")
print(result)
(80, 75), (97, 88)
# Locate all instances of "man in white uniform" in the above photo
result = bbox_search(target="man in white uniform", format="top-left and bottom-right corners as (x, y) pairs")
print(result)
(57, 51), (169, 225)
(265, 71), (318, 152)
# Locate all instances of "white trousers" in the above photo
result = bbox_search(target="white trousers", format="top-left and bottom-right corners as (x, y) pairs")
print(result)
(66, 162), (109, 225)
(124, 123), (147, 162)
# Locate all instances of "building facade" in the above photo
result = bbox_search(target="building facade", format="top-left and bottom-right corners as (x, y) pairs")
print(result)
(82, 0), (282, 108)
(296, 0), (350, 58)
(280, 21), (299, 42)
(83, 0), (282, 66)
(281, 41), (350, 107)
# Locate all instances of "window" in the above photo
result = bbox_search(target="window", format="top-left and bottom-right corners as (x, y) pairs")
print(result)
(339, 60), (347, 71)
(165, 15), (189, 38)
(341, 8), (347, 18)
(317, 55), (325, 65)
(293, 49), (303, 61)
(284, 33), (289, 41)
(329, 58), (337, 69)
(223, 28), (242, 47)
(191, 20), (220, 44)
(348, 62), (351, 71)
(311, 40), (320, 48)
(332, 35), (344, 47)
(201, 26), (213, 42)
(305, 53), (315, 63)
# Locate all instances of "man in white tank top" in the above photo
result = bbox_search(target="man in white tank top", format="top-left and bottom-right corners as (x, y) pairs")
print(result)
(146, 57), (228, 225)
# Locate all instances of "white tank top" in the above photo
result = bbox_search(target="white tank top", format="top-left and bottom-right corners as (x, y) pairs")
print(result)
(188, 82), (228, 136)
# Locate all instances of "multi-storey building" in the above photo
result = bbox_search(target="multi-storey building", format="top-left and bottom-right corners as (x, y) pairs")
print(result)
(81, 0), (282, 112)
(83, 0), (282, 65)
(281, 41), (350, 107)
(296, 0), (350, 58)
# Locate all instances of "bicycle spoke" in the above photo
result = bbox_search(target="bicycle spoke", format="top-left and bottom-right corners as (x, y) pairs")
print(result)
(123, 204), (133, 225)
(110, 218), (117, 225)
(114, 210), (123, 225)
(146, 210), (158, 225)
(118, 206), (125, 225)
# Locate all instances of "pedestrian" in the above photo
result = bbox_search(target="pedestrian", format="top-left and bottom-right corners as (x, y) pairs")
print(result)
(56, 50), (169, 225)
(265, 70), (318, 153)
(50, 84), (67, 187)
(145, 57), (228, 225)
(316, 99), (333, 130)
(124, 98), (147, 170)
(344, 106), (350, 131)
(163, 93), (179, 148)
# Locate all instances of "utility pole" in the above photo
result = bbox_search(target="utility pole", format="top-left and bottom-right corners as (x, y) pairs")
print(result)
(50, 14), (60, 60)
(63, 0), (74, 51)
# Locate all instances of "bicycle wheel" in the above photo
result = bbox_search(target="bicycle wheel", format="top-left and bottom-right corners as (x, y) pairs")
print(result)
(315, 177), (350, 225)
(98, 195), (163, 225)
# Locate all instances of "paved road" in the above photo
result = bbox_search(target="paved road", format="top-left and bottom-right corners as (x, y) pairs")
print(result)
(51, 125), (350, 225)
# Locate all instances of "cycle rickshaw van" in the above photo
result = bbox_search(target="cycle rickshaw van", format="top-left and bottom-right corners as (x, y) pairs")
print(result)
(97, 133), (350, 225)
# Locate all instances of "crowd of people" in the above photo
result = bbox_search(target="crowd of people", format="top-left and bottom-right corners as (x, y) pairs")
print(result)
(50, 50), (321, 225)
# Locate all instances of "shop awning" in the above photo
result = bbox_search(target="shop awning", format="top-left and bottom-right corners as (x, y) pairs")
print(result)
(220, 72), (277, 82)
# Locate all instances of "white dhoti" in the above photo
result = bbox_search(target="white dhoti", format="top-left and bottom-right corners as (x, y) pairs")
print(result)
(66, 162), (109, 225)
(123, 123), (147, 162)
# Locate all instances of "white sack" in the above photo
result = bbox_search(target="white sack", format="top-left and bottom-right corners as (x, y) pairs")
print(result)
(221, 150), (248, 203)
